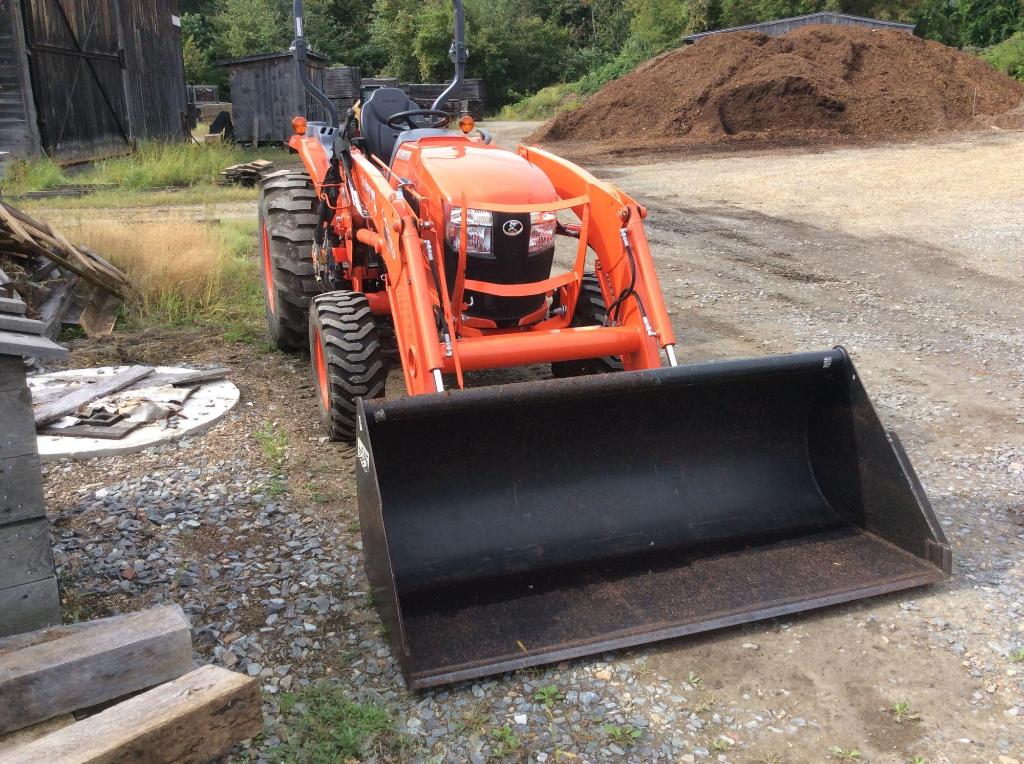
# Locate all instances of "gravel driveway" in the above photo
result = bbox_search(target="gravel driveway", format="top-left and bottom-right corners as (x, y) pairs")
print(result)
(42, 128), (1023, 763)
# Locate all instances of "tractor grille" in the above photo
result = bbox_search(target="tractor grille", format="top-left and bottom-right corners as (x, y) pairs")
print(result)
(444, 211), (555, 326)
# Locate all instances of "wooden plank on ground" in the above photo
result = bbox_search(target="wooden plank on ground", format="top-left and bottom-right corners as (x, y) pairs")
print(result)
(0, 577), (61, 639)
(78, 287), (121, 338)
(38, 420), (142, 440)
(128, 367), (229, 389)
(0, 714), (74, 756)
(5, 664), (261, 764)
(0, 605), (193, 735)
(0, 452), (45, 524)
(0, 518), (54, 589)
(33, 365), (153, 426)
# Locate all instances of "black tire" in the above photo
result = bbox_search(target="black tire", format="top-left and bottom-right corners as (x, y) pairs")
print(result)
(551, 274), (625, 378)
(258, 170), (321, 352)
(309, 291), (387, 441)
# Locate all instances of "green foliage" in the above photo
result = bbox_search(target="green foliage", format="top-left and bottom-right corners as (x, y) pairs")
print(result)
(178, 0), (1024, 115)
(497, 83), (583, 119)
(85, 142), (269, 189)
(0, 157), (68, 194)
(533, 684), (564, 707)
(272, 682), (401, 762)
(981, 31), (1024, 79)
(602, 723), (643, 745)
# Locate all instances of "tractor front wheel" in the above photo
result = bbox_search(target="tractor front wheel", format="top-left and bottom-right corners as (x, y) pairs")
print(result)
(259, 170), (320, 352)
(309, 291), (387, 441)
(551, 274), (625, 378)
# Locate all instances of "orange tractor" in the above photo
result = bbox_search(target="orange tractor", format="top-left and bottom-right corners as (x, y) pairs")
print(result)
(260, 0), (951, 689)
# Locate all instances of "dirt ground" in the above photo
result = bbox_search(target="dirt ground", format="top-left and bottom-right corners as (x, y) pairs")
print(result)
(43, 124), (1023, 763)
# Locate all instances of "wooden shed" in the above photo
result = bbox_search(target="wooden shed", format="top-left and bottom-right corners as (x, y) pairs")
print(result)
(0, 0), (188, 163)
(681, 12), (915, 43)
(219, 51), (329, 144)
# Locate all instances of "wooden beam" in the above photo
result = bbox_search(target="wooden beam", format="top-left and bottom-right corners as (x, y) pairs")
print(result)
(0, 714), (74, 757)
(0, 606), (193, 735)
(0, 577), (61, 639)
(33, 365), (153, 426)
(6, 665), (262, 764)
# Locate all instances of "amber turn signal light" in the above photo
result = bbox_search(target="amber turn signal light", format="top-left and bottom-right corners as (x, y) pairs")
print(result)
(292, 116), (308, 136)
(459, 115), (475, 134)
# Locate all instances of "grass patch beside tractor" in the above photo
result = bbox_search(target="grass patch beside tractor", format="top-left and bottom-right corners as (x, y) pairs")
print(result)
(69, 218), (263, 334)
(1, 141), (284, 196)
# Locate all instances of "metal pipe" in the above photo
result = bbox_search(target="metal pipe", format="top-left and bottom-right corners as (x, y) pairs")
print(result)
(431, 0), (467, 111)
(292, 0), (339, 128)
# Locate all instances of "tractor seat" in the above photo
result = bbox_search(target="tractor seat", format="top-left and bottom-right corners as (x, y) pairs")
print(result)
(360, 88), (423, 163)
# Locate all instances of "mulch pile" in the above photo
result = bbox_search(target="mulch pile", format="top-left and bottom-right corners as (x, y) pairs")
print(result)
(534, 26), (1024, 150)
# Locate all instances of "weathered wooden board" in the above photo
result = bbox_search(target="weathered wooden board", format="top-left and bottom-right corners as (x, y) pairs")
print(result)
(0, 331), (67, 361)
(39, 421), (142, 440)
(0, 714), (74, 756)
(128, 367), (230, 389)
(0, 576), (61, 639)
(0, 297), (27, 316)
(33, 365), (153, 426)
(0, 517), (54, 590)
(0, 356), (25, 393)
(0, 605), (193, 735)
(0, 452), (45, 525)
(6, 664), (262, 764)
(0, 387), (36, 459)
(0, 314), (45, 335)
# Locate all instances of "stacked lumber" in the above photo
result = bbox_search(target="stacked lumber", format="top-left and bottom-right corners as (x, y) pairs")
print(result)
(326, 65), (361, 112)
(0, 309), (65, 637)
(218, 159), (274, 187)
(0, 201), (130, 340)
(0, 606), (263, 763)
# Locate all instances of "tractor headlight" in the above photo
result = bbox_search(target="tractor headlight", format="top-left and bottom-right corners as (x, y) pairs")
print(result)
(529, 211), (557, 253)
(446, 207), (492, 254)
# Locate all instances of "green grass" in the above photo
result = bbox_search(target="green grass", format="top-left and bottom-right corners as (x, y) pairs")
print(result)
(69, 217), (264, 333)
(533, 684), (563, 707)
(255, 423), (288, 471)
(1, 140), (285, 196)
(19, 185), (258, 210)
(829, 747), (862, 760)
(1011, 647), (1024, 662)
(601, 723), (642, 746)
(272, 683), (405, 762)
(498, 83), (584, 120)
(889, 700), (920, 723)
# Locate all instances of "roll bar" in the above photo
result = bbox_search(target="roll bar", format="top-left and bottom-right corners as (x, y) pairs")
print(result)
(431, 0), (467, 111)
(292, 0), (339, 129)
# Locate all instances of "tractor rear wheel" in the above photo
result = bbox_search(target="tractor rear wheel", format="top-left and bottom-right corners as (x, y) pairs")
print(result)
(551, 274), (625, 378)
(309, 291), (387, 441)
(259, 170), (320, 352)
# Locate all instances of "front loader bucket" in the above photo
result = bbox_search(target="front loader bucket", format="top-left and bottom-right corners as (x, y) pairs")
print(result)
(356, 348), (951, 689)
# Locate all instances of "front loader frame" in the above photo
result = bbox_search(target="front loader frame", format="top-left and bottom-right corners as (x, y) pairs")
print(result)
(290, 132), (678, 395)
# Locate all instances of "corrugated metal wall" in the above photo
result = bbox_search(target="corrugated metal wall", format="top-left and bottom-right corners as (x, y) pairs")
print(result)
(3, 0), (186, 162)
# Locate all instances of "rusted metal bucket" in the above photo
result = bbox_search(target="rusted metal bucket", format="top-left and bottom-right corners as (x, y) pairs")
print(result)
(356, 348), (951, 689)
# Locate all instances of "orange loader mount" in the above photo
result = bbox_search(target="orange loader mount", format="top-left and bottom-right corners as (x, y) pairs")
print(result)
(259, 0), (952, 689)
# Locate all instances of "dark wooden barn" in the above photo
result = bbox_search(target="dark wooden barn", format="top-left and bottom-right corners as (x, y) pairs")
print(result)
(0, 0), (187, 163)
(681, 12), (915, 43)
(219, 51), (329, 144)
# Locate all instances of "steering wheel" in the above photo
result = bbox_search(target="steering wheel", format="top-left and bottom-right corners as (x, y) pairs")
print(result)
(385, 109), (452, 131)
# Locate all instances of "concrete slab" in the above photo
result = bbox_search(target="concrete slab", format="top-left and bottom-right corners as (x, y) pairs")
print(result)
(32, 366), (239, 462)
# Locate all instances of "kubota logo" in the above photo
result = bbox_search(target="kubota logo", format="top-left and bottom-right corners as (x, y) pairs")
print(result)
(502, 219), (524, 236)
